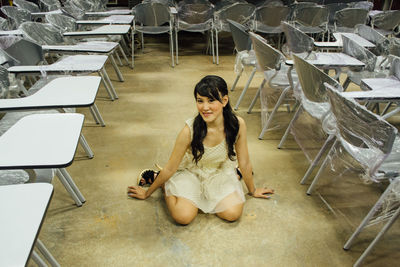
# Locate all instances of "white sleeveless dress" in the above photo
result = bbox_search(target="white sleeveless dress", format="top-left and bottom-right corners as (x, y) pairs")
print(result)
(164, 118), (246, 214)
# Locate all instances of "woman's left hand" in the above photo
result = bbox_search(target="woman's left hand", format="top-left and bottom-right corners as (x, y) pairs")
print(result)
(252, 187), (274, 199)
(127, 186), (147, 200)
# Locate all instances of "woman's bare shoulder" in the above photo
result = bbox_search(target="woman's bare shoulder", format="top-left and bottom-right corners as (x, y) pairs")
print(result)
(236, 116), (246, 128)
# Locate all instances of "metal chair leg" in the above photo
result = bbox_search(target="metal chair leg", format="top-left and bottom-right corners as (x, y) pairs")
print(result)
(31, 250), (47, 267)
(59, 168), (85, 203)
(89, 105), (100, 125)
(55, 169), (83, 207)
(79, 133), (94, 159)
(90, 104), (105, 127)
(277, 104), (302, 146)
(36, 239), (60, 267)
(231, 68), (243, 92)
(211, 28), (215, 64)
(110, 54), (124, 82)
(98, 71), (115, 101)
(101, 68), (118, 100)
(216, 29), (219, 65)
(248, 79), (265, 114)
(175, 29), (179, 65)
(234, 67), (257, 110)
(170, 31), (175, 67)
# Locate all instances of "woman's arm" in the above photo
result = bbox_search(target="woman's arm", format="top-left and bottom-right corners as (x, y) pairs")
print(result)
(235, 117), (274, 199)
(128, 125), (191, 199)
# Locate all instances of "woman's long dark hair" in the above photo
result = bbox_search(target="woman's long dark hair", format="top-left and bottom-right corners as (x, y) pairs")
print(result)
(191, 75), (239, 164)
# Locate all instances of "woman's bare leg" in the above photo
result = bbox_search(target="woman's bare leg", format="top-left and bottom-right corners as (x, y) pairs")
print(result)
(216, 193), (244, 222)
(165, 195), (198, 225)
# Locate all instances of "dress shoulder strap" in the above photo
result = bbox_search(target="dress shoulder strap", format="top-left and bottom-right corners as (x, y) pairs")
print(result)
(185, 117), (195, 140)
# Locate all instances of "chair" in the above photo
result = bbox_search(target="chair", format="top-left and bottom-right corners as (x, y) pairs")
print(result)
(175, 0), (215, 64)
(326, 2), (349, 35)
(292, 5), (329, 40)
(333, 8), (369, 33)
(281, 21), (315, 59)
(310, 83), (400, 267)
(341, 36), (387, 91)
(227, 19), (256, 110)
(45, 13), (77, 32)
(132, 2), (175, 67)
(248, 32), (297, 139)
(70, 0), (106, 12)
(61, 0), (87, 20)
(252, 5), (290, 49)
(349, 1), (374, 11)
(0, 17), (10, 31)
(39, 0), (62, 12)
(13, 0), (41, 13)
(213, 2), (255, 65)
(370, 10), (400, 36)
(0, 6), (31, 30)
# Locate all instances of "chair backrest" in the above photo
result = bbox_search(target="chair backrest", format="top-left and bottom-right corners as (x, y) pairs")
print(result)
(349, 1), (373, 11)
(215, 0), (247, 11)
(215, 2), (255, 30)
(13, 0), (40, 13)
(142, 0), (176, 7)
(249, 32), (285, 72)
(342, 35), (376, 72)
(255, 5), (290, 28)
(39, 0), (62, 12)
(20, 22), (65, 45)
(61, 1), (86, 20)
(0, 48), (20, 67)
(334, 8), (368, 29)
(356, 24), (390, 56)
(177, 2), (213, 25)
(70, 0), (106, 12)
(326, 3), (349, 26)
(0, 6), (31, 30)
(389, 55), (400, 80)
(371, 10), (400, 32)
(0, 65), (10, 98)
(288, 2), (317, 21)
(325, 83), (397, 175)
(281, 21), (314, 55)
(134, 2), (171, 26)
(0, 17), (9, 31)
(257, 0), (284, 7)
(293, 5), (328, 27)
(46, 13), (77, 32)
(1, 38), (44, 66)
(227, 19), (251, 52)
(390, 38), (400, 57)
(293, 54), (339, 103)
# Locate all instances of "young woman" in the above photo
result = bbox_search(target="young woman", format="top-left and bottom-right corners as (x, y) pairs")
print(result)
(127, 75), (274, 224)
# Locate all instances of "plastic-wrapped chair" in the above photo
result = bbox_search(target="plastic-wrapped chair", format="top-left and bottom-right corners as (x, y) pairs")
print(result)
(309, 83), (400, 267)
(326, 2), (348, 33)
(292, 5), (329, 40)
(39, 0), (62, 12)
(0, 17), (9, 31)
(333, 8), (368, 33)
(61, 0), (87, 20)
(46, 13), (77, 32)
(349, 1), (373, 11)
(70, 0), (107, 12)
(389, 37), (400, 57)
(132, 2), (175, 67)
(0, 6), (31, 30)
(281, 55), (341, 184)
(227, 19), (256, 110)
(370, 10), (400, 36)
(342, 36), (387, 90)
(214, 2), (255, 65)
(175, 0), (215, 64)
(248, 32), (298, 139)
(281, 21), (315, 59)
(252, 5), (290, 49)
(256, 0), (284, 7)
(13, 0), (40, 13)
(287, 1), (317, 22)
(19, 22), (127, 83)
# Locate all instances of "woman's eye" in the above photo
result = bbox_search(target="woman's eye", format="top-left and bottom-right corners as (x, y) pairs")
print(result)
(196, 99), (203, 103)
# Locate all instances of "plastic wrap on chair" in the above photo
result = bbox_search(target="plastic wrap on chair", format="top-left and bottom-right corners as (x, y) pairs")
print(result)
(177, 2), (213, 32)
(349, 1), (373, 11)
(0, 36), (23, 50)
(13, 0), (40, 13)
(281, 22), (314, 58)
(0, 49), (20, 67)
(343, 35), (376, 72)
(389, 38), (400, 57)
(254, 5), (289, 34)
(0, 6), (31, 30)
(356, 25), (390, 57)
(20, 22), (66, 45)
(293, 5), (328, 34)
(134, 2), (171, 28)
(326, 3), (348, 28)
(46, 13), (77, 32)
(371, 10), (400, 34)
(215, 0), (246, 11)
(256, 0), (284, 7)
(0, 17), (9, 31)
(214, 2), (255, 32)
(0, 170), (30, 185)
(40, 0), (62, 12)
(0, 66), (9, 98)
(234, 50), (255, 74)
(61, 2), (86, 20)
(334, 8), (368, 33)
(143, 0), (176, 7)
(71, 0), (106, 12)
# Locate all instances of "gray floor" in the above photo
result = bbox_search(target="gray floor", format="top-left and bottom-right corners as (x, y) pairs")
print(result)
(35, 36), (399, 266)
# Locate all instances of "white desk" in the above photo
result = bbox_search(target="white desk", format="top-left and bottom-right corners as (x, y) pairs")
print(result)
(76, 15), (134, 25)
(0, 76), (105, 126)
(42, 41), (118, 54)
(315, 33), (376, 49)
(85, 9), (132, 17)
(0, 29), (23, 36)
(64, 25), (133, 68)
(31, 9), (63, 20)
(0, 183), (56, 267)
(0, 113), (86, 206)
(7, 55), (118, 101)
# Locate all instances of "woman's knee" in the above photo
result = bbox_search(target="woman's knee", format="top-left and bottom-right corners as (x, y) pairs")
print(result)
(171, 210), (197, 225)
(217, 205), (243, 222)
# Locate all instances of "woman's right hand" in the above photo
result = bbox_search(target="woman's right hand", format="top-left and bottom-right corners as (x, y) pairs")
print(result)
(127, 186), (148, 200)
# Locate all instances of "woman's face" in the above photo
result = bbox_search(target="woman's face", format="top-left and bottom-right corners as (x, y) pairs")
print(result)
(196, 93), (228, 123)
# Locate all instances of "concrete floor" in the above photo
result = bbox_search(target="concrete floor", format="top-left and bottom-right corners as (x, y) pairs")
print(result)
(35, 35), (399, 266)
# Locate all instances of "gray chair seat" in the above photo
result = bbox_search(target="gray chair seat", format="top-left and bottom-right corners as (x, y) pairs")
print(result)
(135, 25), (171, 34)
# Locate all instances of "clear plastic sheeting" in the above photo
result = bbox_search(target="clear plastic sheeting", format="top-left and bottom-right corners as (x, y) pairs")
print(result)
(13, 0), (40, 13)
(0, 6), (31, 30)
(214, 2), (255, 32)
(214, 0), (247, 11)
(142, 0), (176, 7)
(40, 0), (62, 12)
(256, 0), (284, 7)
(61, 1), (86, 20)
(133, 2), (172, 30)
(389, 38), (400, 57)
(292, 5), (328, 35)
(349, 1), (373, 11)
(281, 22), (314, 58)
(253, 5), (290, 34)
(234, 50), (255, 74)
(333, 8), (368, 33)
(370, 10), (400, 36)
(356, 24), (390, 57)
(0, 17), (9, 31)
(0, 66), (9, 98)
(45, 13), (77, 32)
(19, 22), (66, 45)
(176, 1), (214, 32)
(70, 0), (107, 12)
(326, 3), (349, 29)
